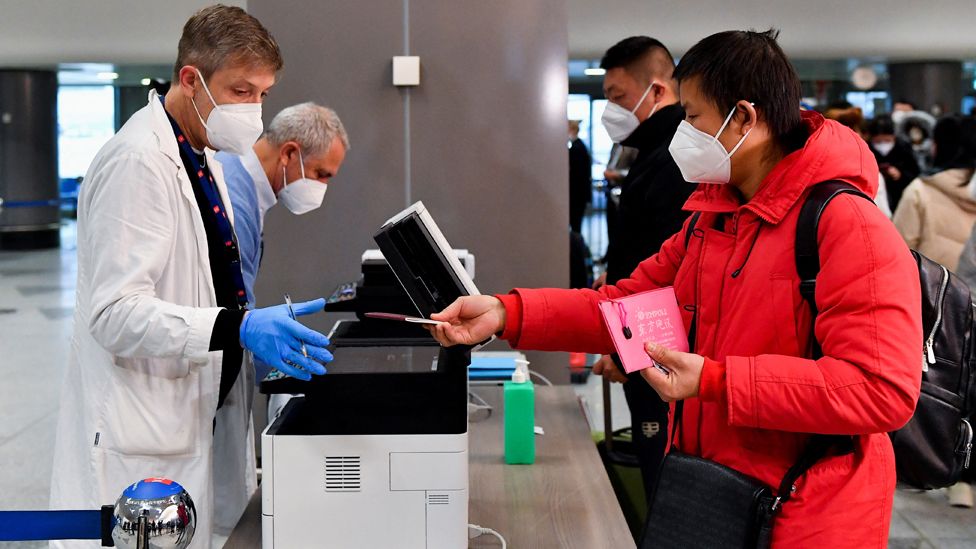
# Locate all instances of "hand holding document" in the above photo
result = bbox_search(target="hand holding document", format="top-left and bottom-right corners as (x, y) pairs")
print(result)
(597, 287), (689, 374)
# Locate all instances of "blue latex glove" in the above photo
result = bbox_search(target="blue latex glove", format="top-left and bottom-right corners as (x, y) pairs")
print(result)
(240, 298), (333, 381)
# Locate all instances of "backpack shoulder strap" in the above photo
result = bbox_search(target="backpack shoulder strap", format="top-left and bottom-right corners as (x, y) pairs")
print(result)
(770, 180), (868, 511)
(795, 180), (871, 317)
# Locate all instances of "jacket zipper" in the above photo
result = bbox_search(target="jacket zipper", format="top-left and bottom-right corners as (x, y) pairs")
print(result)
(962, 418), (973, 469)
(923, 265), (949, 373)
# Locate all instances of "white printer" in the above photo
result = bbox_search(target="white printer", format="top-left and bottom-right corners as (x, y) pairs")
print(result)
(260, 202), (480, 548)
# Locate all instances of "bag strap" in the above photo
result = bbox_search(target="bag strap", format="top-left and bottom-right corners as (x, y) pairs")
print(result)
(795, 180), (871, 317)
(670, 400), (684, 452)
(665, 212), (702, 453)
(684, 212), (702, 250)
(770, 434), (839, 510)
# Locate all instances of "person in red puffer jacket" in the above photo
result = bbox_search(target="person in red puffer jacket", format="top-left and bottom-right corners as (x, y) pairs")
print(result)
(429, 29), (921, 548)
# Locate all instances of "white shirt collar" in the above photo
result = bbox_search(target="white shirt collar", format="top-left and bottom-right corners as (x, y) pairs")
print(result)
(240, 148), (277, 217)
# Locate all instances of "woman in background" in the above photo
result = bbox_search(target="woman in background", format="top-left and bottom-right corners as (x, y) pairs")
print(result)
(926, 116), (976, 508)
(893, 116), (976, 269)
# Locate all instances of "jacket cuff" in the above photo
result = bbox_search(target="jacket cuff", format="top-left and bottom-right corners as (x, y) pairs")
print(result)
(698, 357), (727, 402)
(496, 293), (523, 346)
(186, 307), (224, 361)
(210, 308), (247, 352)
(725, 355), (758, 427)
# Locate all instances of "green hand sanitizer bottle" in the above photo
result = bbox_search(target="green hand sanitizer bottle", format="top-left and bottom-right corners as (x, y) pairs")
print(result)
(504, 360), (535, 464)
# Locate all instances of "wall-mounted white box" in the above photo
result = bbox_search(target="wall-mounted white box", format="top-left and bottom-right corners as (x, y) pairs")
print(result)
(393, 56), (421, 86)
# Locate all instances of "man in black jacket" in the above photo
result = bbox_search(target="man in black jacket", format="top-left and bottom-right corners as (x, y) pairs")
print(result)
(568, 120), (593, 234)
(867, 114), (920, 212)
(591, 36), (695, 502)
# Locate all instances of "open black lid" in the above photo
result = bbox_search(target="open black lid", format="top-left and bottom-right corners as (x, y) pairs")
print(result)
(372, 201), (479, 318)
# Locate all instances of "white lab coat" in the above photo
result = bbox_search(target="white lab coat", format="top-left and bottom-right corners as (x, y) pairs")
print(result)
(49, 90), (257, 548)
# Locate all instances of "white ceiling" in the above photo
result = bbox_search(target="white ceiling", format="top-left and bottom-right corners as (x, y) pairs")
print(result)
(0, 0), (246, 66)
(568, 0), (976, 60)
(0, 0), (972, 67)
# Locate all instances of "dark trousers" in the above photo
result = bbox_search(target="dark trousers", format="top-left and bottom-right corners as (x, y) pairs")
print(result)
(620, 360), (671, 500)
(604, 187), (619, 257)
(569, 230), (589, 289)
(570, 203), (586, 234)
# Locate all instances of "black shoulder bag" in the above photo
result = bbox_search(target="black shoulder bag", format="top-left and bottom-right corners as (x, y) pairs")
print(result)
(639, 403), (844, 549)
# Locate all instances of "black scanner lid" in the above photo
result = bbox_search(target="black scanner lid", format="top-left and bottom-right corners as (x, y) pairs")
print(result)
(372, 201), (479, 318)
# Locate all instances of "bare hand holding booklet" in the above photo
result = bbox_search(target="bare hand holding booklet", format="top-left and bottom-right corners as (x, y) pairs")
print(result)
(597, 287), (689, 374)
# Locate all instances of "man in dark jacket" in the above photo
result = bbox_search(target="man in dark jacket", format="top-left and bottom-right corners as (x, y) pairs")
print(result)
(591, 36), (695, 501)
(868, 114), (920, 212)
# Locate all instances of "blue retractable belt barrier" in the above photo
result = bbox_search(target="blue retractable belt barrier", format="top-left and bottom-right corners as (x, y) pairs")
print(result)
(0, 507), (114, 544)
(0, 199), (62, 208)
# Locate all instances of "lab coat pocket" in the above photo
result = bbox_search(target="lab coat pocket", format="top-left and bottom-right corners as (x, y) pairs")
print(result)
(113, 355), (190, 379)
(98, 364), (202, 457)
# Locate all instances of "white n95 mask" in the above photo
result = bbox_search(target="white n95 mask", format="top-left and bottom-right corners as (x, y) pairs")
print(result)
(278, 148), (327, 215)
(190, 68), (263, 155)
(668, 105), (752, 184)
(601, 82), (659, 143)
(873, 141), (895, 157)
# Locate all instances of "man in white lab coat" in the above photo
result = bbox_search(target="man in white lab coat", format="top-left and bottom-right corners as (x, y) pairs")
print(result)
(49, 6), (333, 547)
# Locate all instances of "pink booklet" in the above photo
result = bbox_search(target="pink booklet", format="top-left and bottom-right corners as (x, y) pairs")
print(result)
(597, 287), (689, 374)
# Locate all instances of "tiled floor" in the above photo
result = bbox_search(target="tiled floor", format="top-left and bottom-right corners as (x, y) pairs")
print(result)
(1, 221), (974, 547)
(0, 223), (75, 549)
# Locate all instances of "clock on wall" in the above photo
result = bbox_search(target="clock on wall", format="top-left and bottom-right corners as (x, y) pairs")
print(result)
(851, 66), (878, 90)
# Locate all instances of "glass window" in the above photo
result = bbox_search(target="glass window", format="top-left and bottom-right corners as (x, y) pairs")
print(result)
(566, 95), (615, 180)
(590, 99), (613, 180)
(845, 91), (889, 119)
(963, 95), (976, 117)
(568, 93), (592, 144)
(58, 86), (116, 180)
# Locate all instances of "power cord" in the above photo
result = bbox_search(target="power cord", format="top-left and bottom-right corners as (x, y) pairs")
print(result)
(528, 369), (553, 386)
(468, 523), (507, 548)
(467, 391), (493, 421)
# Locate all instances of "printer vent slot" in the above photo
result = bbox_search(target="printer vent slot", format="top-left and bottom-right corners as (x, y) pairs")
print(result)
(427, 493), (450, 506)
(324, 456), (362, 492)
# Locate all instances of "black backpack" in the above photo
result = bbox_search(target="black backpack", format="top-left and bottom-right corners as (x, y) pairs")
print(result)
(682, 180), (976, 489)
(797, 181), (976, 489)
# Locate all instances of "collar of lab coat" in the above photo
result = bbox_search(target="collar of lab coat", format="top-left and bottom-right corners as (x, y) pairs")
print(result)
(146, 89), (234, 226)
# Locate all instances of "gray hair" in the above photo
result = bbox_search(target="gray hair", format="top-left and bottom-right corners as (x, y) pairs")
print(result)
(265, 102), (350, 157)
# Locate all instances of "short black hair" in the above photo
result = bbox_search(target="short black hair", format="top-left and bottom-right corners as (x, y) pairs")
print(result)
(600, 36), (674, 76)
(867, 115), (896, 137)
(825, 100), (854, 111)
(673, 29), (802, 149)
(961, 118), (976, 169)
(932, 116), (976, 170)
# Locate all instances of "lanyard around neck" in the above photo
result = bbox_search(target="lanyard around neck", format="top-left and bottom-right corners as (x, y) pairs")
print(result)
(160, 95), (248, 310)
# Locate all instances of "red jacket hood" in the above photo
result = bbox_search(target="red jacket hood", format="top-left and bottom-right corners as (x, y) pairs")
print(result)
(684, 111), (880, 224)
